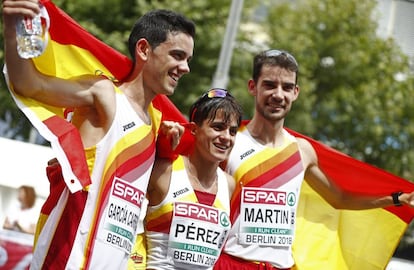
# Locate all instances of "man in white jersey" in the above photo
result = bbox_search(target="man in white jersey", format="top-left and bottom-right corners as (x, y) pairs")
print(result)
(146, 88), (243, 270)
(2, 0), (195, 269)
(213, 49), (414, 270)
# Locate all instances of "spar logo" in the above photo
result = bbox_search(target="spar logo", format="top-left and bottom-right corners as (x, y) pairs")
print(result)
(175, 202), (219, 224)
(219, 212), (230, 228)
(112, 178), (145, 207)
(243, 188), (288, 205)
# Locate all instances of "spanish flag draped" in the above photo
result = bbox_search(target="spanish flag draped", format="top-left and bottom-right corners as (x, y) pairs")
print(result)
(5, 1), (414, 269)
(289, 129), (414, 269)
(5, 0), (187, 193)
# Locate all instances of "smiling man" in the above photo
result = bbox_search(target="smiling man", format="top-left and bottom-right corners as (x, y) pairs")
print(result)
(2, 0), (195, 269)
(145, 89), (243, 270)
(214, 49), (414, 270)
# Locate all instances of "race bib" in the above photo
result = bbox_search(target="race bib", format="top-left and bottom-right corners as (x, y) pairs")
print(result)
(168, 202), (230, 268)
(99, 177), (145, 254)
(239, 187), (296, 247)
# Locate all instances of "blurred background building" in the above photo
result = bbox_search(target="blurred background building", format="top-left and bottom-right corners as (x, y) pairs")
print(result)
(376, 0), (414, 63)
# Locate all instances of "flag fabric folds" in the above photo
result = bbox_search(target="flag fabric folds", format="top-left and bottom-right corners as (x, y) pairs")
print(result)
(288, 129), (414, 270)
(6, 0), (187, 193)
(5, 1), (414, 269)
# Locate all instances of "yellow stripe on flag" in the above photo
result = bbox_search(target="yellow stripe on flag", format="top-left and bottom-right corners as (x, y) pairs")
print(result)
(13, 93), (64, 120)
(292, 180), (407, 270)
(34, 40), (114, 79)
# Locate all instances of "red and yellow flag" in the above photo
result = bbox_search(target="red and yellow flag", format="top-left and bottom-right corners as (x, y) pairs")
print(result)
(5, 1), (414, 269)
(289, 129), (414, 269)
(6, 0), (187, 193)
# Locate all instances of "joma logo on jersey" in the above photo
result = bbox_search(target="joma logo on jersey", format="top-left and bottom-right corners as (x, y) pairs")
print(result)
(112, 178), (144, 206)
(243, 188), (286, 205)
(173, 187), (190, 198)
(174, 202), (219, 224)
(123, 121), (136, 131)
(240, 149), (255, 160)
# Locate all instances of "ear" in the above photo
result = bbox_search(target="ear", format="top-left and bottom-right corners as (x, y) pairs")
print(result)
(292, 85), (300, 101)
(135, 38), (151, 61)
(247, 79), (257, 96)
(188, 122), (197, 135)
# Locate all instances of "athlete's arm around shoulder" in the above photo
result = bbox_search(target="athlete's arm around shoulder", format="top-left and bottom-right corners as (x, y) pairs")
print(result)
(147, 158), (173, 207)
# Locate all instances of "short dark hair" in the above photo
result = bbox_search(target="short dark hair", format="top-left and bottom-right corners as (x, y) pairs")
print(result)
(128, 9), (196, 62)
(189, 89), (243, 127)
(252, 49), (299, 84)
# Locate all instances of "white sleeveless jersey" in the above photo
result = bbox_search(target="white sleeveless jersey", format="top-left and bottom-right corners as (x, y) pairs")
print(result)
(223, 126), (305, 268)
(146, 155), (231, 270)
(31, 88), (161, 270)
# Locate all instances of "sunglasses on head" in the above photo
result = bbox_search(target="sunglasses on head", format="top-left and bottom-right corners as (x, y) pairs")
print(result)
(201, 88), (231, 99)
(190, 88), (232, 121)
(264, 49), (298, 67)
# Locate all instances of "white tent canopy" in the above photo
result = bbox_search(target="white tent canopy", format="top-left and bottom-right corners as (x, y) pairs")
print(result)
(0, 136), (55, 232)
(0, 137), (54, 198)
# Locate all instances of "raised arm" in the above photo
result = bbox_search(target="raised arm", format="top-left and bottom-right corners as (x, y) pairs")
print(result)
(298, 138), (414, 210)
(2, 0), (107, 108)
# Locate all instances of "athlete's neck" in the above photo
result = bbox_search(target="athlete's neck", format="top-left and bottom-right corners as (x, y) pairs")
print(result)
(247, 118), (285, 148)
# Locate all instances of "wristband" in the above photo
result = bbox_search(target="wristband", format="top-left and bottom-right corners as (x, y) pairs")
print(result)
(392, 192), (403, 206)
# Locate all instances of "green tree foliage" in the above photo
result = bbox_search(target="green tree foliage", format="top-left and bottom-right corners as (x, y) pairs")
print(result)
(57, 0), (248, 115)
(0, 0), (240, 139)
(254, 0), (414, 179)
(249, 0), (414, 252)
